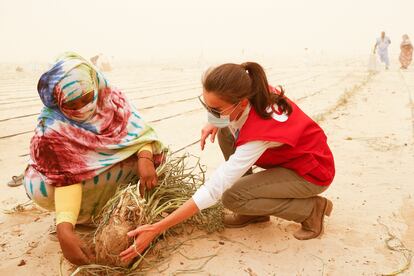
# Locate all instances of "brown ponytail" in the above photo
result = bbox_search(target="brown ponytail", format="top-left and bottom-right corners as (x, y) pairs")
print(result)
(202, 62), (292, 119)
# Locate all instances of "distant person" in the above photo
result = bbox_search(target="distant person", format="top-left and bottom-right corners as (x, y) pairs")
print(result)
(374, 31), (391, 70)
(399, 34), (413, 69)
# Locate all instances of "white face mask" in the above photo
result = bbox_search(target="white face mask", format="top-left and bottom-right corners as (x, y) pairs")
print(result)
(206, 102), (241, 128)
(207, 112), (231, 128)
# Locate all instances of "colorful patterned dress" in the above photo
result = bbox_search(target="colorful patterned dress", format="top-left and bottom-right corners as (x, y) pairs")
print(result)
(23, 52), (164, 223)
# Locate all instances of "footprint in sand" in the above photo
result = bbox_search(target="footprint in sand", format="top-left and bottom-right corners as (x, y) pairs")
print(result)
(354, 136), (403, 152)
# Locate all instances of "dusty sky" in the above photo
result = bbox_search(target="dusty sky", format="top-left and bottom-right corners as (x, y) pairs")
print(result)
(0, 0), (413, 63)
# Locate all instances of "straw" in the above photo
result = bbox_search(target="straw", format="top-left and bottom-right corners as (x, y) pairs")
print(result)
(72, 152), (223, 275)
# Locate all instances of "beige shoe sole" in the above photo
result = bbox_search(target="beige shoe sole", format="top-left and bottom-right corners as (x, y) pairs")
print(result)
(7, 174), (24, 187)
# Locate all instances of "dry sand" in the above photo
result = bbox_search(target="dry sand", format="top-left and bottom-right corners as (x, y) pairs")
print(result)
(0, 58), (413, 275)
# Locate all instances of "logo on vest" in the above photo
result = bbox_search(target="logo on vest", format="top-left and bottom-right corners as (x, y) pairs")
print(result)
(266, 104), (289, 122)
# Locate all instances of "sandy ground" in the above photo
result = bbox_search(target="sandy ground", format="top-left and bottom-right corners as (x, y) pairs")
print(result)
(0, 58), (413, 275)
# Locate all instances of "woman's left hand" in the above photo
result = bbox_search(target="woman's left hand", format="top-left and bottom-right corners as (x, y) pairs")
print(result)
(120, 200), (199, 262)
(119, 224), (160, 262)
(137, 152), (158, 196)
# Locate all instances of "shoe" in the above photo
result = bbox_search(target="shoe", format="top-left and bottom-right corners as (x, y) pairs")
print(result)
(223, 213), (270, 228)
(294, 196), (333, 240)
(7, 174), (24, 187)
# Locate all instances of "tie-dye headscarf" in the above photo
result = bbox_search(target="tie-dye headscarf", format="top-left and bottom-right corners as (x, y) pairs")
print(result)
(30, 52), (164, 186)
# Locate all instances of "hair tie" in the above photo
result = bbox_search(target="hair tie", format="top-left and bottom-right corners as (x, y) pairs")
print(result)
(241, 63), (249, 74)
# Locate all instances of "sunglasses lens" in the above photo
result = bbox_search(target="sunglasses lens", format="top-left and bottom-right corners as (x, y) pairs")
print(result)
(211, 110), (221, 118)
(198, 96), (223, 118)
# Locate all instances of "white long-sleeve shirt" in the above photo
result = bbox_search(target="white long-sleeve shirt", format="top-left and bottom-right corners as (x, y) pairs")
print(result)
(192, 104), (282, 210)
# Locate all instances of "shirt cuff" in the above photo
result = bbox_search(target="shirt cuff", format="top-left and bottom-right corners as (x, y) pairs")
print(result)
(138, 143), (153, 154)
(56, 211), (78, 226)
(192, 185), (217, 210)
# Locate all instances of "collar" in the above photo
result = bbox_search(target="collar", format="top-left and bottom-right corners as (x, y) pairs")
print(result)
(228, 103), (251, 138)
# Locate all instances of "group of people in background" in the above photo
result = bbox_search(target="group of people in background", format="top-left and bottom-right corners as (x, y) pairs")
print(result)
(374, 31), (413, 70)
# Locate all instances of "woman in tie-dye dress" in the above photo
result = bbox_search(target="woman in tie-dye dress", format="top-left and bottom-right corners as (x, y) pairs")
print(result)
(23, 52), (165, 265)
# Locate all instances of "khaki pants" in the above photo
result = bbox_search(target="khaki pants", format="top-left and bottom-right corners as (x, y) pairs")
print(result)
(218, 127), (329, 223)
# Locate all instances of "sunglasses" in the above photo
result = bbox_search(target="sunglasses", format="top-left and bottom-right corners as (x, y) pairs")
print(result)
(198, 95), (240, 118)
(198, 95), (222, 118)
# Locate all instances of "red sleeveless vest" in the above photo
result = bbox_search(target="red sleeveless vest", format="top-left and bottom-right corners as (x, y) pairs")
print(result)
(235, 97), (335, 186)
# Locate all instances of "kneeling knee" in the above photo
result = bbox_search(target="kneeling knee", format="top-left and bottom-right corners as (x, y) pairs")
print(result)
(222, 189), (244, 211)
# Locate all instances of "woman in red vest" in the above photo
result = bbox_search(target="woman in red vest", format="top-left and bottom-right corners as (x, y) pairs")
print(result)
(120, 62), (335, 261)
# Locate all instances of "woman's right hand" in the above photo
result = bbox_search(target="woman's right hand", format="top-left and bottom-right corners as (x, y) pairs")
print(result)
(57, 222), (94, 265)
(200, 123), (218, 150)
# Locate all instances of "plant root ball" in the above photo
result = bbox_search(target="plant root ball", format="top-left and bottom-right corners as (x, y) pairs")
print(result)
(95, 218), (135, 267)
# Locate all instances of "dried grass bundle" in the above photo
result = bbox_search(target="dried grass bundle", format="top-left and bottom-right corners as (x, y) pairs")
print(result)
(72, 153), (223, 275)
